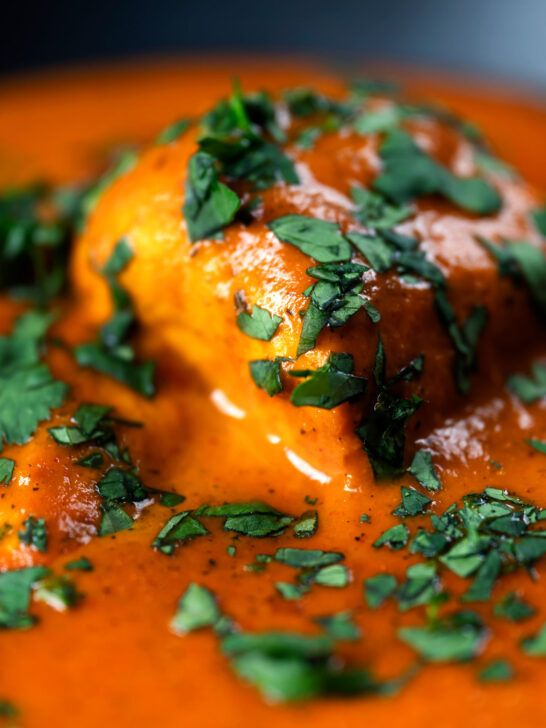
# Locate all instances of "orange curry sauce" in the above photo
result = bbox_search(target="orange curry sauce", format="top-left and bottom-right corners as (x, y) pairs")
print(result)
(0, 59), (546, 727)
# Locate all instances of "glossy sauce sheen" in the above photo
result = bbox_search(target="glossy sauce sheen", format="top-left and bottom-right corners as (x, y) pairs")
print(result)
(1, 60), (546, 728)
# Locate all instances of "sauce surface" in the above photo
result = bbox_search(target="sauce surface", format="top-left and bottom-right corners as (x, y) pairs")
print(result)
(1, 59), (546, 728)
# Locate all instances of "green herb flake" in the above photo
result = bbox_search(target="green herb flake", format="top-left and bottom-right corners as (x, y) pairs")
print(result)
(268, 215), (352, 263)
(478, 658), (514, 682)
(18, 516), (47, 552)
(315, 611), (360, 641)
(152, 511), (209, 555)
(373, 524), (409, 550)
(0, 458), (15, 486)
(171, 583), (220, 634)
(34, 575), (81, 611)
(399, 611), (486, 662)
(521, 624), (546, 657)
(0, 565), (50, 629)
(98, 502), (134, 536)
(237, 304), (282, 341)
(249, 357), (285, 396)
(408, 451), (442, 490)
(183, 151), (241, 242)
(64, 557), (93, 572)
(508, 362), (546, 403)
(494, 592), (535, 622)
(293, 510), (318, 538)
(156, 118), (190, 144)
(275, 582), (308, 600)
(314, 564), (350, 588)
(364, 573), (397, 608)
(392, 486), (432, 517)
(274, 548), (344, 569)
(290, 353), (367, 409)
(374, 129), (501, 215)
(75, 452), (104, 469)
(227, 545), (236, 557)
(526, 438), (546, 454)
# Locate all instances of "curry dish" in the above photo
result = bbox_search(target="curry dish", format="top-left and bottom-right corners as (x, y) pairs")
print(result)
(1, 60), (546, 727)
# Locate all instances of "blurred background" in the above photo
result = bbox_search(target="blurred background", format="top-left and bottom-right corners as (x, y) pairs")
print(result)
(1, 0), (545, 88)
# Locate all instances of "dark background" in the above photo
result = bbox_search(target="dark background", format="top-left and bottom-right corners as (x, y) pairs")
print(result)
(1, 0), (545, 88)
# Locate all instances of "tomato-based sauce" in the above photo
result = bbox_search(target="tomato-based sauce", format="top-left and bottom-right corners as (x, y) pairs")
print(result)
(0, 60), (546, 728)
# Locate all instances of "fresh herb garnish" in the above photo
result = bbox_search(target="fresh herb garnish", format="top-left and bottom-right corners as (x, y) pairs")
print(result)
(64, 557), (93, 572)
(364, 573), (397, 608)
(392, 486), (432, 517)
(293, 510), (318, 538)
(170, 583), (220, 634)
(0, 311), (67, 449)
(98, 502), (134, 536)
(521, 624), (546, 656)
(34, 575), (81, 611)
(152, 511), (209, 555)
(374, 129), (501, 214)
(290, 353), (367, 409)
(0, 565), (50, 629)
(478, 659), (514, 682)
(249, 357), (286, 395)
(373, 524), (409, 550)
(237, 304), (282, 340)
(156, 118), (191, 144)
(494, 592), (535, 622)
(75, 239), (155, 397)
(356, 335), (424, 479)
(18, 516), (47, 552)
(408, 450), (442, 491)
(507, 362), (546, 403)
(0, 458), (14, 486)
(399, 610), (486, 662)
(196, 501), (294, 538)
(268, 216), (352, 263)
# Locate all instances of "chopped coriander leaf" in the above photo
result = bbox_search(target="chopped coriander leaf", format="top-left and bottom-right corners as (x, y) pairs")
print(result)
(98, 502), (134, 536)
(171, 583), (220, 634)
(18, 516), (47, 552)
(533, 207), (546, 236)
(34, 575), (81, 611)
(47, 426), (90, 446)
(0, 700), (18, 717)
(97, 468), (147, 503)
(237, 304), (282, 341)
(76, 452), (104, 469)
(227, 545), (236, 557)
(507, 362), (546, 403)
(409, 529), (447, 558)
(347, 232), (394, 272)
(315, 612), (360, 641)
(290, 353), (367, 409)
(374, 129), (501, 214)
(64, 557), (93, 572)
(356, 336), (424, 479)
(0, 312), (68, 448)
(360, 513), (370, 523)
(478, 659), (514, 682)
(183, 151), (240, 242)
(0, 565), (50, 629)
(373, 524), (409, 550)
(526, 438), (546, 454)
(521, 624), (546, 656)
(399, 611), (486, 662)
(314, 564), (349, 587)
(364, 573), (397, 608)
(305, 495), (317, 506)
(296, 263), (373, 356)
(408, 450), (442, 491)
(461, 550), (501, 602)
(75, 344), (155, 398)
(396, 563), (440, 611)
(276, 582), (308, 600)
(152, 511), (208, 555)
(102, 237), (133, 276)
(196, 501), (293, 536)
(74, 403), (112, 435)
(159, 492), (185, 508)
(351, 186), (412, 231)
(268, 216), (352, 263)
(274, 548), (344, 569)
(156, 118), (190, 144)
(494, 592), (535, 622)
(223, 513), (293, 537)
(249, 357), (287, 396)
(354, 105), (404, 135)
(392, 486), (432, 517)
(0, 458), (14, 486)
(434, 289), (488, 394)
(293, 510), (318, 538)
